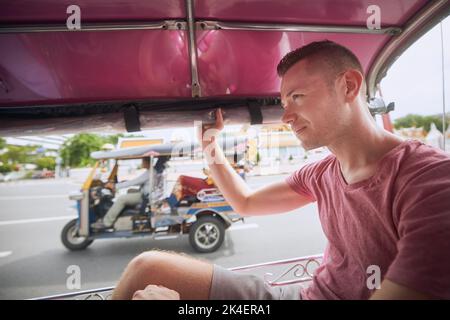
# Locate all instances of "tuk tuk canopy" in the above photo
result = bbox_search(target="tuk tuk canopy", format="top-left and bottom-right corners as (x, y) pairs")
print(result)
(0, 0), (449, 135)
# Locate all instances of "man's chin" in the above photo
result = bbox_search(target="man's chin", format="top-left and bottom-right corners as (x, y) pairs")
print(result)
(301, 144), (316, 151)
(298, 138), (323, 151)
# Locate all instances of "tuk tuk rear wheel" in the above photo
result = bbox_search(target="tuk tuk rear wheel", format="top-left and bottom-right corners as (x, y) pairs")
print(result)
(61, 219), (94, 251)
(189, 216), (225, 253)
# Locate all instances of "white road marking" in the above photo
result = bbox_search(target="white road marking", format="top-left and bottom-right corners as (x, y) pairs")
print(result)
(0, 180), (64, 186)
(154, 235), (180, 241)
(0, 195), (67, 201)
(0, 251), (12, 258)
(228, 223), (259, 231)
(0, 215), (76, 226)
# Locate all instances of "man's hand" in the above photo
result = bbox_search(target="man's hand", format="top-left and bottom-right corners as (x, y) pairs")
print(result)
(105, 181), (115, 191)
(370, 279), (433, 300)
(132, 284), (180, 300)
(194, 107), (312, 216)
(198, 108), (224, 150)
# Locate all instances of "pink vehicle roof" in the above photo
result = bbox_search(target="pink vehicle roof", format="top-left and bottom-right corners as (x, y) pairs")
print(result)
(0, 0), (449, 135)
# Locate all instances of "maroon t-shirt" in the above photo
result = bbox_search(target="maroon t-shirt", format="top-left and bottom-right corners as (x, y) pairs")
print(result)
(286, 140), (450, 299)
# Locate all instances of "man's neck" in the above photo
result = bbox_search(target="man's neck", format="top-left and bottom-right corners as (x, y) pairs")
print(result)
(327, 118), (403, 182)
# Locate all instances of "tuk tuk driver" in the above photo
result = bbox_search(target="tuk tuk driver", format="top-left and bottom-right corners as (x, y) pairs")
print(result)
(111, 40), (450, 300)
(92, 156), (169, 231)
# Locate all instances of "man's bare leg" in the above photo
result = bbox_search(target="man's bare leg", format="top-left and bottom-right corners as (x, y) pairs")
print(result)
(112, 250), (214, 300)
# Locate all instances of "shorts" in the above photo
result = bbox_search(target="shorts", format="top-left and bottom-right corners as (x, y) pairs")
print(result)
(209, 264), (303, 300)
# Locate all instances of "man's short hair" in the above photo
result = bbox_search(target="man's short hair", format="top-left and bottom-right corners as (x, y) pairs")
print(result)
(277, 40), (366, 97)
(277, 40), (363, 79)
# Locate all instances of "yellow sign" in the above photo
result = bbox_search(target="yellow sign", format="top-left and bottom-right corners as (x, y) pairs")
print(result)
(119, 139), (163, 149)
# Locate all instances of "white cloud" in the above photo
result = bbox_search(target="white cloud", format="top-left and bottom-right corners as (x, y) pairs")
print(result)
(380, 16), (450, 121)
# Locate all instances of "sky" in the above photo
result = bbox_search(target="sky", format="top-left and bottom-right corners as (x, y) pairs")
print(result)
(381, 16), (450, 120)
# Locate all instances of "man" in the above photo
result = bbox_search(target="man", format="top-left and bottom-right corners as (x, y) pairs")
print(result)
(111, 40), (450, 300)
(92, 156), (169, 230)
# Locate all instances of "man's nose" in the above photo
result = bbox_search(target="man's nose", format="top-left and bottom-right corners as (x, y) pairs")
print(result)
(281, 109), (294, 125)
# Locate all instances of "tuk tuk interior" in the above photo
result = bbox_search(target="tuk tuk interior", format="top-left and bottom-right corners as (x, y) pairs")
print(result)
(0, 0), (448, 300)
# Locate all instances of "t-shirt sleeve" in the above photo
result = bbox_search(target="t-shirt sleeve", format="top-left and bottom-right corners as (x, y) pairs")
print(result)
(116, 170), (149, 189)
(385, 161), (450, 299)
(285, 160), (322, 201)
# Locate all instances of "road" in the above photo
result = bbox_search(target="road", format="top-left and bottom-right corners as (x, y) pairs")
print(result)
(0, 174), (327, 299)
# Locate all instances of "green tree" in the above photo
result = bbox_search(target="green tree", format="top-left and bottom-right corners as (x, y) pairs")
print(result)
(256, 151), (261, 164)
(35, 157), (56, 170)
(0, 163), (12, 173)
(0, 144), (38, 172)
(60, 133), (124, 167)
(0, 137), (6, 150)
(2, 145), (36, 164)
(103, 133), (124, 145)
(394, 114), (449, 133)
(60, 134), (105, 167)
(0, 137), (8, 172)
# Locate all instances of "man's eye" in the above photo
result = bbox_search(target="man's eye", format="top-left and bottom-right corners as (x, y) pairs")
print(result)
(292, 94), (304, 100)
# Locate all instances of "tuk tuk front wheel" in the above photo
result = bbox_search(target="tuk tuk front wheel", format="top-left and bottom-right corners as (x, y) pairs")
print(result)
(61, 219), (94, 251)
(189, 216), (225, 253)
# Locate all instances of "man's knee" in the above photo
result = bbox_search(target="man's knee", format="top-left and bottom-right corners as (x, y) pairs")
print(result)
(115, 195), (127, 206)
(118, 193), (141, 206)
(127, 250), (179, 275)
(119, 250), (213, 300)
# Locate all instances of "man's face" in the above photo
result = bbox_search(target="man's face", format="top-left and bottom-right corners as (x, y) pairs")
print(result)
(142, 159), (150, 169)
(280, 59), (349, 150)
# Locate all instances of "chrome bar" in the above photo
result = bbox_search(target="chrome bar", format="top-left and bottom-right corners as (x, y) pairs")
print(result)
(231, 254), (323, 287)
(264, 259), (321, 286)
(32, 254), (323, 300)
(439, 21), (447, 152)
(78, 189), (89, 237)
(0, 20), (186, 33)
(186, 0), (201, 97)
(268, 277), (314, 287)
(29, 286), (115, 300)
(197, 20), (402, 35)
(229, 253), (323, 271)
(148, 154), (154, 213)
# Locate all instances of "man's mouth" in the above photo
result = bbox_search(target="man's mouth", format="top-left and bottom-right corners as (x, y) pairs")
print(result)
(295, 126), (307, 135)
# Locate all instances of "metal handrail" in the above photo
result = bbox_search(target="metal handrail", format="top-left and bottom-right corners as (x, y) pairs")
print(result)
(0, 20), (186, 33)
(31, 253), (323, 300)
(197, 20), (401, 35)
(230, 254), (323, 287)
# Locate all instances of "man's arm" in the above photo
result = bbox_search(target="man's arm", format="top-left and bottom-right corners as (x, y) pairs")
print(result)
(370, 279), (434, 300)
(115, 170), (149, 190)
(201, 109), (312, 216)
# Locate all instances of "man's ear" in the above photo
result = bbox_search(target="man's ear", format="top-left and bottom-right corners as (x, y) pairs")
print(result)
(343, 69), (363, 102)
